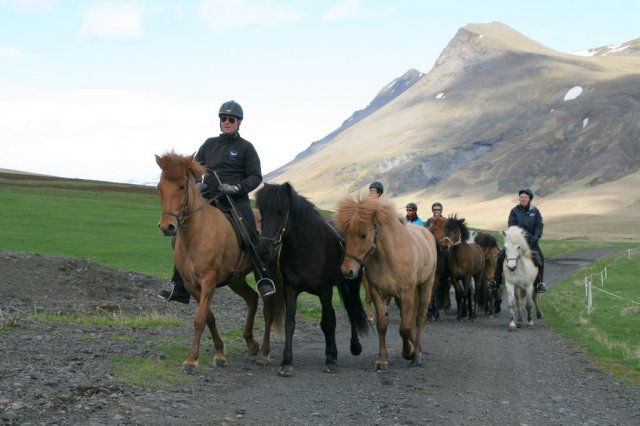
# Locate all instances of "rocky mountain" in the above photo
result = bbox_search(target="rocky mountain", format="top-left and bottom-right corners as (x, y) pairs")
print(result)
(264, 22), (640, 241)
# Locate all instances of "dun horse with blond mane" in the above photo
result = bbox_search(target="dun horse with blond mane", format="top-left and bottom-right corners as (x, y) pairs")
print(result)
(335, 197), (437, 372)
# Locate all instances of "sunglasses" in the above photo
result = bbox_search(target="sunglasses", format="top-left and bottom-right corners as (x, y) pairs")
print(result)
(406, 209), (415, 212)
(220, 116), (237, 124)
(433, 208), (442, 212)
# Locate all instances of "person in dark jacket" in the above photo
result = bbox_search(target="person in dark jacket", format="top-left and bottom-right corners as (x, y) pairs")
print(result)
(494, 188), (546, 297)
(423, 202), (443, 228)
(159, 100), (276, 303)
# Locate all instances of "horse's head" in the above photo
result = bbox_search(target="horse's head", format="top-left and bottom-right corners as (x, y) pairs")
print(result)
(335, 197), (394, 279)
(442, 214), (469, 251)
(502, 226), (529, 271)
(429, 215), (447, 242)
(255, 182), (292, 264)
(155, 151), (205, 236)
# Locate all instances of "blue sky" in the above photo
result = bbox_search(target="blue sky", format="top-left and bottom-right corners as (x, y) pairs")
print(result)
(1, 0), (639, 183)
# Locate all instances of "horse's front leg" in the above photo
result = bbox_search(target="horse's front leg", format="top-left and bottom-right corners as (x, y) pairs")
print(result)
(465, 277), (476, 320)
(505, 281), (518, 331)
(525, 286), (535, 327)
(183, 271), (219, 374)
(278, 285), (298, 377)
(533, 290), (543, 320)
(319, 290), (338, 373)
(412, 281), (432, 366)
(370, 288), (389, 372)
(452, 278), (465, 321)
(363, 276), (374, 322)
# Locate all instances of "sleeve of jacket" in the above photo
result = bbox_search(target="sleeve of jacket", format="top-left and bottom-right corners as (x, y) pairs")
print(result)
(507, 207), (518, 227)
(533, 209), (544, 241)
(238, 143), (263, 194)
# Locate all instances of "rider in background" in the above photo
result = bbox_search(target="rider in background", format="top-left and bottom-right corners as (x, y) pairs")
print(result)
(495, 188), (546, 294)
(368, 181), (384, 199)
(424, 202), (443, 228)
(404, 202), (424, 226)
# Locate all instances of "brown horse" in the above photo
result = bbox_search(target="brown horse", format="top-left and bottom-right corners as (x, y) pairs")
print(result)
(474, 232), (501, 316)
(426, 215), (446, 242)
(336, 197), (437, 372)
(442, 215), (485, 321)
(155, 151), (284, 374)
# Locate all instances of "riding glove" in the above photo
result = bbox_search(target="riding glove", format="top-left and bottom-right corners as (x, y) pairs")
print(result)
(218, 183), (241, 195)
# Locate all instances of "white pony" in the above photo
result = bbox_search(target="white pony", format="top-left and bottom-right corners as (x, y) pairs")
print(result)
(502, 226), (543, 330)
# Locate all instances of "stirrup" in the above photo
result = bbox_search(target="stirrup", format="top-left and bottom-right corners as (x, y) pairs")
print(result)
(536, 282), (547, 293)
(488, 280), (497, 291)
(257, 277), (276, 298)
(158, 282), (190, 304)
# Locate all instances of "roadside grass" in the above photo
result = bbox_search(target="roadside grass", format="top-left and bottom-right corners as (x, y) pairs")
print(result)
(541, 250), (640, 385)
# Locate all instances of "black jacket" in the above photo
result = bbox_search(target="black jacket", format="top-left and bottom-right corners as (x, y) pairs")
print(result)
(195, 132), (262, 199)
(508, 203), (543, 245)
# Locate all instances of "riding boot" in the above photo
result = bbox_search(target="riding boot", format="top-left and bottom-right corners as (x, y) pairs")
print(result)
(535, 261), (547, 293)
(158, 267), (191, 304)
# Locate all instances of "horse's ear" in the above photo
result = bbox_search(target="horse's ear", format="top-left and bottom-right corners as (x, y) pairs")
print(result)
(502, 230), (506, 236)
(155, 154), (162, 167)
(283, 182), (292, 196)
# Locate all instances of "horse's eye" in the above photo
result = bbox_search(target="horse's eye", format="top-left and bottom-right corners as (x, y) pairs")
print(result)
(179, 184), (186, 191)
(360, 234), (367, 240)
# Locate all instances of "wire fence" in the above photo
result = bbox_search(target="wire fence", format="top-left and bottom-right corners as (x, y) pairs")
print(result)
(585, 248), (640, 314)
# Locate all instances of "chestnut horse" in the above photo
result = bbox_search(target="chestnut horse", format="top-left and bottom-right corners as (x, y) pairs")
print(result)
(155, 151), (284, 374)
(502, 226), (543, 330)
(336, 197), (437, 372)
(442, 215), (485, 321)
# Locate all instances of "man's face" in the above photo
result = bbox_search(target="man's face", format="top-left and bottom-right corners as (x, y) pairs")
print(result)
(220, 115), (241, 135)
(432, 207), (442, 217)
(368, 188), (380, 199)
(406, 208), (417, 218)
(519, 193), (531, 206)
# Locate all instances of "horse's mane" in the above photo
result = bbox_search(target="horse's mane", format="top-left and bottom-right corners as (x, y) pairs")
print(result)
(475, 232), (499, 250)
(156, 151), (205, 181)
(257, 182), (324, 228)
(503, 226), (532, 257)
(335, 197), (398, 235)
(444, 214), (470, 242)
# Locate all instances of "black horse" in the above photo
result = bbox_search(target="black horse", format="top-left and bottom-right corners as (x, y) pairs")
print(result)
(255, 182), (370, 377)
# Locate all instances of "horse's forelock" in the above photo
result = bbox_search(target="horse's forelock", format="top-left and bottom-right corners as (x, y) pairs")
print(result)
(157, 151), (194, 182)
(504, 226), (531, 254)
(445, 214), (470, 241)
(336, 197), (397, 235)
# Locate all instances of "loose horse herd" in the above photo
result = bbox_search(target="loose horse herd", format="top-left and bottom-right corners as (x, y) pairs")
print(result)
(156, 152), (543, 376)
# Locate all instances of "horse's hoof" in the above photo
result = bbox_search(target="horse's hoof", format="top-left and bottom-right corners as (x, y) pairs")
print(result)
(278, 365), (294, 377)
(323, 364), (338, 373)
(412, 354), (423, 366)
(248, 344), (260, 356)
(214, 358), (226, 368)
(528, 321), (534, 327)
(508, 321), (517, 331)
(255, 355), (270, 366)
(537, 312), (543, 320)
(181, 363), (196, 375)
(375, 362), (389, 372)
(350, 339), (363, 356)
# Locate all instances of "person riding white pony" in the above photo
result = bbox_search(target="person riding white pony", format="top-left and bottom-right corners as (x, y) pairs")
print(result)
(502, 226), (543, 330)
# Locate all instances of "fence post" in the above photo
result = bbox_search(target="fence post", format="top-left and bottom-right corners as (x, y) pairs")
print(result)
(601, 270), (605, 287)
(587, 277), (593, 314)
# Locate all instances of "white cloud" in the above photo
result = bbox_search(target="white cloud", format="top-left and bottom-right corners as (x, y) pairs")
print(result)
(323, 0), (359, 21)
(0, 45), (26, 58)
(78, 3), (142, 38)
(198, 0), (301, 31)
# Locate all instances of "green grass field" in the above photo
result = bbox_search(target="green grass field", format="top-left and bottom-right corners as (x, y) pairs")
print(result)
(1, 173), (639, 385)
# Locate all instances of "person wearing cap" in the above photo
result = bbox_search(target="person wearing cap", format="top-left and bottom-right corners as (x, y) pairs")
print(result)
(159, 100), (276, 303)
(424, 202), (443, 228)
(404, 202), (424, 226)
(494, 188), (546, 301)
(368, 181), (384, 199)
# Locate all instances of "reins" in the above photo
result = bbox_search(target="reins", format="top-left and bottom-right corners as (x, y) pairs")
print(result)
(341, 226), (378, 267)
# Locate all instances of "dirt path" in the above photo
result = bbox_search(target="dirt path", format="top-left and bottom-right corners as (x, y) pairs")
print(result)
(1, 248), (639, 425)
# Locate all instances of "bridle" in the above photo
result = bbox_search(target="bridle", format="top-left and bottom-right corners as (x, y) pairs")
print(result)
(259, 210), (290, 251)
(161, 173), (208, 230)
(442, 230), (462, 248)
(341, 226), (378, 268)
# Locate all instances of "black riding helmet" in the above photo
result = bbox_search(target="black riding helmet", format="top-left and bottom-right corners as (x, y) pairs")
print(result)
(518, 188), (534, 200)
(219, 100), (244, 119)
(406, 202), (418, 211)
(369, 181), (384, 195)
(432, 202), (443, 211)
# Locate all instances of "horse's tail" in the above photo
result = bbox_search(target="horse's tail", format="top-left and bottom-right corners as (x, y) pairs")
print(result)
(337, 277), (370, 336)
(264, 271), (285, 333)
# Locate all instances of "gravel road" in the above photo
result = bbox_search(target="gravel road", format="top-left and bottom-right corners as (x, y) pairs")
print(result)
(1, 248), (639, 425)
